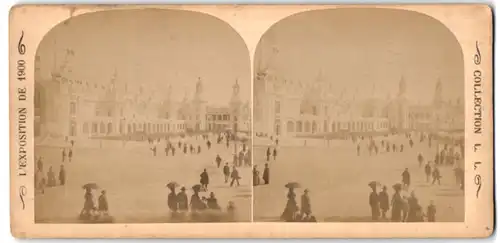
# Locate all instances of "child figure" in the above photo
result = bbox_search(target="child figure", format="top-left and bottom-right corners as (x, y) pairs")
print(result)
(98, 190), (109, 216)
(427, 200), (436, 222)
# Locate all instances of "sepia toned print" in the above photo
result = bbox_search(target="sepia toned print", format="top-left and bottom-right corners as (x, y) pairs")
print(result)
(33, 9), (252, 223)
(253, 9), (465, 223)
(10, 5), (493, 238)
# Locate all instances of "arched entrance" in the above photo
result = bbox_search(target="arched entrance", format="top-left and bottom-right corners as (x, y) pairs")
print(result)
(287, 121), (295, 133)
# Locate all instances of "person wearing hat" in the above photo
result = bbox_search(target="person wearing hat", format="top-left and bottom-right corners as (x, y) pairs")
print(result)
(226, 201), (236, 222)
(223, 163), (230, 183)
(426, 200), (436, 222)
(425, 162), (432, 182)
(206, 192), (220, 210)
(432, 166), (441, 185)
(200, 169), (209, 191)
(263, 163), (270, 185)
(98, 190), (109, 216)
(167, 185), (178, 214)
(281, 187), (299, 222)
(301, 189), (312, 219)
(407, 191), (420, 222)
(177, 187), (188, 214)
(417, 153), (424, 168)
(253, 166), (260, 186)
(402, 168), (411, 188)
(391, 184), (404, 222)
(59, 164), (66, 186)
(215, 154), (222, 168)
(230, 166), (240, 187)
(190, 185), (204, 213)
(368, 182), (380, 221)
(378, 186), (390, 219)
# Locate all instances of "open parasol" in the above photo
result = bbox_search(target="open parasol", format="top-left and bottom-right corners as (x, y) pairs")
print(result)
(166, 182), (180, 190)
(82, 183), (98, 190)
(285, 182), (301, 189)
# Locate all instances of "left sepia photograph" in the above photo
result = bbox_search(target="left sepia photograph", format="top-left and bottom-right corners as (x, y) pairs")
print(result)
(33, 8), (252, 223)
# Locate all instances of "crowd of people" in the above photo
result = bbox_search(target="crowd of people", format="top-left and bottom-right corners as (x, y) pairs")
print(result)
(35, 145), (72, 194)
(255, 129), (464, 223)
(148, 131), (250, 222)
(364, 131), (464, 222)
(166, 183), (237, 222)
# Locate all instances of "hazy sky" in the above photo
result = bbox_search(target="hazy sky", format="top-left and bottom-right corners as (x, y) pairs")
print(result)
(37, 9), (251, 106)
(256, 8), (464, 103)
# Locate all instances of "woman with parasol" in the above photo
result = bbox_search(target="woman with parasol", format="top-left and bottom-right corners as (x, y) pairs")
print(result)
(80, 183), (98, 219)
(166, 182), (179, 216)
(390, 183), (404, 222)
(368, 181), (380, 221)
(280, 182), (300, 222)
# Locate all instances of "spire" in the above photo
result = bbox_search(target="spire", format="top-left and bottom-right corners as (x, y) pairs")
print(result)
(195, 77), (203, 95)
(434, 78), (443, 107)
(398, 76), (406, 96)
(232, 78), (240, 97)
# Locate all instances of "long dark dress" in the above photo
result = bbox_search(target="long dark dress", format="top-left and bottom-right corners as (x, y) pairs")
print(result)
(402, 171), (410, 186)
(200, 172), (209, 186)
(391, 192), (403, 222)
(406, 196), (419, 222)
(369, 191), (380, 220)
(83, 191), (95, 213)
(263, 168), (270, 184)
(281, 191), (298, 222)
(177, 192), (188, 211)
(427, 205), (436, 222)
(379, 191), (390, 217)
(168, 192), (178, 212)
(98, 195), (108, 211)
(190, 193), (204, 211)
(59, 169), (66, 185)
(253, 169), (259, 186)
(301, 194), (312, 216)
(207, 198), (220, 210)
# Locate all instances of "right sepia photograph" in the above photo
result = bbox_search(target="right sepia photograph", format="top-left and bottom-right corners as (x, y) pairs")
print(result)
(252, 9), (465, 223)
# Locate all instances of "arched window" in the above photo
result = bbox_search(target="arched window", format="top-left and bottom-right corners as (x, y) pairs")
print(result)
(305, 121), (311, 132)
(133, 123), (137, 132)
(296, 121), (303, 132)
(107, 122), (113, 134)
(331, 122), (336, 132)
(92, 123), (98, 134)
(312, 121), (317, 133)
(100, 122), (106, 134)
(128, 124), (132, 134)
(323, 120), (328, 133)
(287, 121), (295, 133)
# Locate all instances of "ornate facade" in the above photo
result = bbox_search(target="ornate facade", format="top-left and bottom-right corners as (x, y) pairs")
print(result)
(205, 80), (251, 133)
(35, 51), (185, 142)
(254, 68), (464, 138)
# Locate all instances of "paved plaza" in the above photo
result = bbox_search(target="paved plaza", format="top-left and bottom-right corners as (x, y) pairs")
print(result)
(35, 138), (252, 223)
(253, 135), (464, 222)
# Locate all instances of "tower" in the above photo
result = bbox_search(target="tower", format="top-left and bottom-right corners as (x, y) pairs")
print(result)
(433, 79), (443, 108)
(191, 77), (206, 131)
(398, 76), (406, 97)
